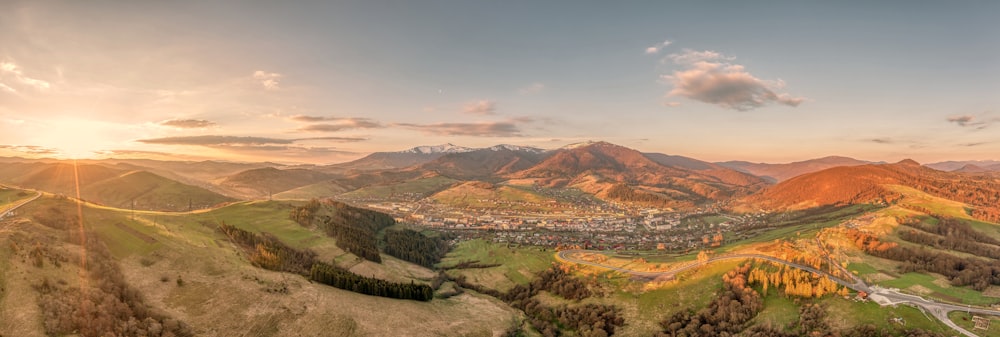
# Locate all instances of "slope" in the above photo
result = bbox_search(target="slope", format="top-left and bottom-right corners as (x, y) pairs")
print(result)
(220, 167), (334, 199)
(510, 141), (763, 207)
(718, 156), (872, 182)
(84, 170), (235, 211)
(418, 146), (549, 180)
(741, 160), (1000, 222)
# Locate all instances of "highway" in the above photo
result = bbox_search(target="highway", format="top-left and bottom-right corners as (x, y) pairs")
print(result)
(557, 249), (999, 337)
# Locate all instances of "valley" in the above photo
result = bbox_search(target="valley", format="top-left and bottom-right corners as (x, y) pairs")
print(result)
(3, 141), (1000, 336)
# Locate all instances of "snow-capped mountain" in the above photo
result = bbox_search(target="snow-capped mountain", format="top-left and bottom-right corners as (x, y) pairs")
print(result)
(398, 143), (474, 154)
(487, 144), (546, 153)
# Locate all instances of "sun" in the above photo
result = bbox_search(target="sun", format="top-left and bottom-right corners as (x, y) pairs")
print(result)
(36, 117), (113, 159)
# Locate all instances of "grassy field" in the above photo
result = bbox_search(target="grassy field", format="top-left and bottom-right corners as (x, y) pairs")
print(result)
(338, 176), (458, 200)
(4, 196), (522, 337)
(880, 272), (1000, 306)
(949, 311), (1000, 337)
(272, 180), (349, 200)
(0, 187), (34, 212)
(441, 239), (555, 291)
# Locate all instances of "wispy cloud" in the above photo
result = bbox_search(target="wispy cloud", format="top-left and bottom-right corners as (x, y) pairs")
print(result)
(289, 115), (331, 122)
(947, 114), (996, 130)
(518, 83), (545, 95)
(665, 49), (733, 64)
(252, 70), (281, 90)
(0, 144), (59, 155)
(645, 40), (673, 54)
(662, 49), (805, 111)
(290, 115), (383, 132)
(462, 100), (497, 115)
(138, 135), (297, 146)
(394, 121), (523, 137)
(295, 136), (367, 142)
(159, 119), (216, 129)
(0, 61), (51, 93)
(137, 135), (366, 146)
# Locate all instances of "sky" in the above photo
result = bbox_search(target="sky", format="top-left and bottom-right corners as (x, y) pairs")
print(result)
(1, 1), (998, 164)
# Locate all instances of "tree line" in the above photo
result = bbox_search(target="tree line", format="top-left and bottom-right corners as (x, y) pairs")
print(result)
(382, 229), (451, 268)
(847, 228), (1000, 290)
(219, 222), (432, 301)
(290, 199), (395, 263)
(452, 265), (623, 336)
(310, 262), (433, 301)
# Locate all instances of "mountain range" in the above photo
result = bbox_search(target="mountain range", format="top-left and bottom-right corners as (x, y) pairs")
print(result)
(2, 141), (998, 214)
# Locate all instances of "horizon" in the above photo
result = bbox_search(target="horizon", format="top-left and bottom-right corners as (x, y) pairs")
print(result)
(1, 1), (998, 164)
(0, 139), (989, 167)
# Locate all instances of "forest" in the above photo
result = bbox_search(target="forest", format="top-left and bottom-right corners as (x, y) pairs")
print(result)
(847, 227), (1000, 290)
(453, 265), (623, 336)
(290, 199), (395, 263)
(382, 229), (451, 268)
(218, 222), (432, 301)
(657, 264), (946, 337)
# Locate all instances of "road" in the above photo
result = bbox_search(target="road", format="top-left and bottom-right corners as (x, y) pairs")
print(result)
(0, 188), (41, 233)
(0, 189), (41, 218)
(557, 249), (999, 337)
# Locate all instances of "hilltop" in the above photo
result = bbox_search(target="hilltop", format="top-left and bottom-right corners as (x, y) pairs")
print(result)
(0, 162), (233, 211)
(718, 156), (873, 182)
(740, 159), (1000, 222)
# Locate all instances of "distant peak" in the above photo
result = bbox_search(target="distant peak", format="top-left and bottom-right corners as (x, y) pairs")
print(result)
(560, 140), (616, 150)
(487, 144), (545, 153)
(399, 143), (473, 154)
(895, 159), (921, 166)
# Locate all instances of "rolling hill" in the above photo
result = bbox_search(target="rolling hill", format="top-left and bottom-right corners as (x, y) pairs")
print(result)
(718, 156), (873, 182)
(926, 160), (1000, 172)
(741, 159), (1000, 222)
(84, 170), (234, 210)
(509, 141), (764, 207)
(0, 162), (233, 211)
(219, 167), (334, 199)
(417, 145), (549, 180)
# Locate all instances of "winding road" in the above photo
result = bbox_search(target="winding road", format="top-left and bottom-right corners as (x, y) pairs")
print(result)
(0, 188), (41, 232)
(557, 249), (999, 337)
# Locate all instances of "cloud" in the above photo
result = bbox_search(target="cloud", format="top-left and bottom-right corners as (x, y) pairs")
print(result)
(136, 135), (367, 147)
(519, 83), (545, 95)
(666, 49), (733, 64)
(159, 119), (216, 128)
(868, 138), (894, 144)
(93, 149), (201, 160)
(947, 114), (995, 130)
(662, 50), (805, 111)
(289, 115), (329, 122)
(645, 40), (673, 54)
(663, 101), (681, 107)
(0, 144), (59, 155)
(463, 100), (497, 115)
(0, 61), (51, 93)
(253, 70), (281, 90)
(394, 121), (523, 137)
(138, 135), (297, 146)
(291, 116), (383, 132)
(294, 136), (368, 143)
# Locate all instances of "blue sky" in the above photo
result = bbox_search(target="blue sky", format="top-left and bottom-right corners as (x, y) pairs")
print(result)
(1, 1), (998, 163)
